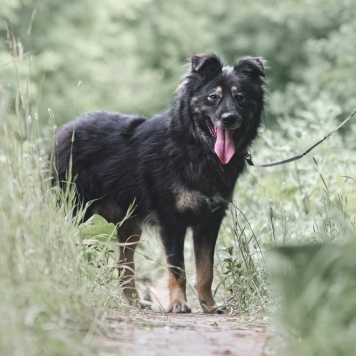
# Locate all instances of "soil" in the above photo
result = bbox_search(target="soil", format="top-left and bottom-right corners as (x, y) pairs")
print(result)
(97, 281), (276, 356)
(99, 312), (273, 356)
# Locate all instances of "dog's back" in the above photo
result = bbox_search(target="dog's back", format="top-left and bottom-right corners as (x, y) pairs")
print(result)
(55, 111), (149, 221)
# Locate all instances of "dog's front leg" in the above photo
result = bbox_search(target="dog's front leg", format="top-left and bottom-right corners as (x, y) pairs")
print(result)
(161, 224), (191, 313)
(193, 212), (224, 313)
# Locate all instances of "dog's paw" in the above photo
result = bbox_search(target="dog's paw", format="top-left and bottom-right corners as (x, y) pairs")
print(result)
(168, 301), (191, 313)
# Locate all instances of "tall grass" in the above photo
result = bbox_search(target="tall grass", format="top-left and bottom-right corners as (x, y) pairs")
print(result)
(213, 204), (270, 315)
(0, 35), (128, 355)
(1, 118), (114, 355)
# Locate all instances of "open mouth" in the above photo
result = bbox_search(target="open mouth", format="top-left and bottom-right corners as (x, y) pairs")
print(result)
(206, 117), (217, 138)
(205, 117), (236, 165)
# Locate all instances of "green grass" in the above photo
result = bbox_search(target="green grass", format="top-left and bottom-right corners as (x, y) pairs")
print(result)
(0, 107), (129, 355)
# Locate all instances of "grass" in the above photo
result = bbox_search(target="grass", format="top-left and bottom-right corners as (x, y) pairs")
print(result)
(0, 47), (128, 352)
(0, 115), (123, 355)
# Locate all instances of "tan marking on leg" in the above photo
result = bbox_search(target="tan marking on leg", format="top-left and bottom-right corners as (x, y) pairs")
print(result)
(118, 235), (139, 300)
(195, 247), (217, 312)
(168, 270), (191, 313)
(117, 220), (150, 308)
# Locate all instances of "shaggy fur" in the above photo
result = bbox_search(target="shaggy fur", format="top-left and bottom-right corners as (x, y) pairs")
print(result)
(53, 53), (265, 313)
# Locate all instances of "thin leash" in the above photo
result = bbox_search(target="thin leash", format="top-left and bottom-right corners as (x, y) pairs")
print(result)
(245, 109), (356, 168)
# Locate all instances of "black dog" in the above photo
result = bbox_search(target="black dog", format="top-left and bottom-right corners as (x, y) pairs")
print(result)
(53, 53), (265, 313)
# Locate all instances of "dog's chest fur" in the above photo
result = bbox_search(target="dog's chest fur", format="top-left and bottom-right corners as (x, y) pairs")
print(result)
(173, 185), (232, 214)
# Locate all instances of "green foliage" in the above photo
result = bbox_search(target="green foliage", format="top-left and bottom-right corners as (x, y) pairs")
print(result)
(1, 0), (356, 125)
(269, 240), (356, 355)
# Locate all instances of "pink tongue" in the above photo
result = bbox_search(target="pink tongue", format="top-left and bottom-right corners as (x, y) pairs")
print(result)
(214, 128), (235, 164)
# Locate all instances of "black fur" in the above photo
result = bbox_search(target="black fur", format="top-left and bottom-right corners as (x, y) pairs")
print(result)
(53, 53), (265, 313)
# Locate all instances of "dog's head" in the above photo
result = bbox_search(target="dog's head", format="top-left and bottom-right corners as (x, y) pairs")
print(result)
(180, 53), (265, 165)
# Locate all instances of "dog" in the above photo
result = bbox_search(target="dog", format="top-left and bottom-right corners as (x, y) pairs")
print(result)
(52, 53), (265, 313)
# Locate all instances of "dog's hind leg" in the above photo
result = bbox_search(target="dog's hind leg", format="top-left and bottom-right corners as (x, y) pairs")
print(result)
(193, 212), (224, 313)
(160, 223), (191, 313)
(117, 219), (150, 309)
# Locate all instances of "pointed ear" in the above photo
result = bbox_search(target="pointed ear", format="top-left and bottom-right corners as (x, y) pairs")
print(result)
(234, 57), (265, 78)
(190, 53), (223, 77)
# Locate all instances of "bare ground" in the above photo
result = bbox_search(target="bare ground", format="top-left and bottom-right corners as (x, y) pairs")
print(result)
(97, 280), (276, 356)
(99, 312), (273, 356)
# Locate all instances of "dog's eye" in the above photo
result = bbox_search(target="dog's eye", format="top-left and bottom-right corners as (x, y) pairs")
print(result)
(236, 94), (246, 103)
(208, 94), (220, 101)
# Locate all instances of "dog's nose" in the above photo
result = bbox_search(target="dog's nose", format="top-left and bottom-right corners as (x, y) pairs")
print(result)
(221, 113), (240, 127)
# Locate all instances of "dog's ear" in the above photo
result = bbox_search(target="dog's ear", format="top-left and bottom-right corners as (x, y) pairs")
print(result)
(191, 53), (223, 77)
(234, 57), (265, 78)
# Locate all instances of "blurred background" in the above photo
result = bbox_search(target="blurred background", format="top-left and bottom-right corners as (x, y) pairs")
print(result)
(1, 1), (356, 355)
(1, 0), (356, 126)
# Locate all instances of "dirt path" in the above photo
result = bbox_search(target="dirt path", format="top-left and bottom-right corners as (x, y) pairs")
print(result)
(99, 311), (273, 356)
(97, 276), (274, 355)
